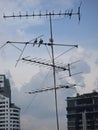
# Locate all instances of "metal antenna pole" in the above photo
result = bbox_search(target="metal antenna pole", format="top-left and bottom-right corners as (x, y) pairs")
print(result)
(49, 13), (59, 130)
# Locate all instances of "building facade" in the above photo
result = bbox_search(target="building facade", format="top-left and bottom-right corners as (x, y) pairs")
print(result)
(0, 74), (21, 130)
(66, 92), (98, 130)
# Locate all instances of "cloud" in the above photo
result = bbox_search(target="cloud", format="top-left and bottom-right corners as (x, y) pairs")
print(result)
(71, 48), (98, 94)
(56, 46), (98, 95)
(95, 58), (98, 65)
(9, 68), (75, 130)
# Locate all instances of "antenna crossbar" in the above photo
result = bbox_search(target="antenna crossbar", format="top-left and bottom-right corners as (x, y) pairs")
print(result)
(4, 12), (78, 18)
(22, 57), (69, 71)
(27, 84), (76, 94)
(3, 6), (81, 21)
(6, 41), (78, 47)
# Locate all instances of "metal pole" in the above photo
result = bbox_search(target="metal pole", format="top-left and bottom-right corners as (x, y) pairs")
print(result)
(49, 13), (59, 130)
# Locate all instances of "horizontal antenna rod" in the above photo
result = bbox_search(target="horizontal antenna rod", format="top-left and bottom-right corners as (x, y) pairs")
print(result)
(3, 6), (81, 21)
(26, 84), (76, 94)
(6, 41), (78, 47)
(22, 57), (69, 71)
(3, 12), (78, 18)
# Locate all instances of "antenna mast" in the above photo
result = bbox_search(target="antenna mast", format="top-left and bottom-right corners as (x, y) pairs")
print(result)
(3, 7), (81, 130)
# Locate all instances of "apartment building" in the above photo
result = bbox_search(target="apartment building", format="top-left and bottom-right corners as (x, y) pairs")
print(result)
(0, 74), (21, 130)
(66, 92), (98, 130)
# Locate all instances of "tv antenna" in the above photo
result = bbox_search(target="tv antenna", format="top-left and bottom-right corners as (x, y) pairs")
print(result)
(21, 56), (81, 77)
(3, 5), (81, 130)
(26, 84), (77, 94)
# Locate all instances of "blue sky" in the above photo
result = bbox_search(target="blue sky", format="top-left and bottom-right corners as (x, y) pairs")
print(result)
(0, 0), (98, 130)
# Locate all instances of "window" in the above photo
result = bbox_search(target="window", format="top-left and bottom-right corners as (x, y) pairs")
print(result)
(68, 100), (76, 107)
(94, 97), (98, 105)
(76, 98), (92, 105)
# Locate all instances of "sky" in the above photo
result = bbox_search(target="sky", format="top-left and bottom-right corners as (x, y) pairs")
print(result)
(0, 0), (98, 130)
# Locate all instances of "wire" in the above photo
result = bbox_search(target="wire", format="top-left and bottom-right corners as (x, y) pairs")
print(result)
(22, 94), (37, 114)
(0, 42), (22, 52)
(45, 45), (52, 60)
(55, 47), (74, 60)
(0, 42), (8, 50)
(39, 68), (52, 88)
(15, 43), (27, 67)
(22, 69), (52, 114)
(9, 43), (22, 52)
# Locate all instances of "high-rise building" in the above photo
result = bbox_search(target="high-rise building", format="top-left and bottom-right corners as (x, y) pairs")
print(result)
(66, 92), (98, 130)
(0, 74), (21, 130)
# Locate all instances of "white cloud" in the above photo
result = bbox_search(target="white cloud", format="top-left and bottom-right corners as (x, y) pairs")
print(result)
(74, 49), (98, 94)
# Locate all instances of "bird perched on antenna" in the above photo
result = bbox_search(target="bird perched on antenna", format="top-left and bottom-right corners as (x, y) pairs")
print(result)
(33, 38), (37, 46)
(38, 38), (43, 47)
